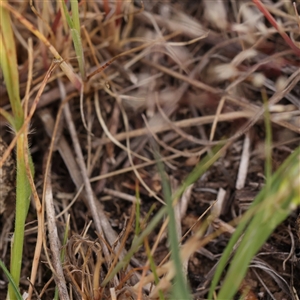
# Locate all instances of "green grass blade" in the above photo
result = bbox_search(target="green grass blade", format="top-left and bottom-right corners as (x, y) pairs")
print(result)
(210, 146), (300, 299)
(0, 260), (22, 300)
(145, 241), (165, 300)
(0, 3), (35, 299)
(8, 137), (33, 300)
(0, 109), (16, 128)
(70, 0), (80, 32)
(61, 0), (85, 79)
(135, 184), (141, 236)
(157, 157), (192, 300)
(173, 143), (226, 201)
(61, 0), (73, 28)
(0, 0), (23, 129)
(208, 208), (253, 298)
(262, 90), (272, 185)
(70, 28), (86, 79)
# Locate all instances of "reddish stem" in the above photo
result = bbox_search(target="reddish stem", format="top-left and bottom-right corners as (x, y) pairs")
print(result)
(51, 0), (68, 34)
(252, 0), (300, 57)
(103, 0), (110, 16)
(115, 0), (122, 27)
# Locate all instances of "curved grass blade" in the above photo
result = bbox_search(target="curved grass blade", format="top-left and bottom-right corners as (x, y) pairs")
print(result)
(0, 260), (22, 300)
(209, 146), (300, 299)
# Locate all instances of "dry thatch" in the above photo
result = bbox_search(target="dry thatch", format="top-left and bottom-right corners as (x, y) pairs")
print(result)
(0, 0), (299, 299)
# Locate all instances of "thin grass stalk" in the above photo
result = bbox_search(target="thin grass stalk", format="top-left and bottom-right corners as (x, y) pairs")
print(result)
(0, 260), (23, 300)
(135, 180), (141, 236)
(262, 89), (272, 185)
(144, 239), (165, 300)
(253, 0), (300, 57)
(172, 142), (226, 202)
(0, 1), (23, 128)
(62, 0), (86, 80)
(102, 0), (110, 16)
(54, 214), (70, 300)
(102, 143), (226, 287)
(70, 29), (86, 79)
(23, 38), (41, 300)
(156, 151), (192, 300)
(23, 124), (40, 300)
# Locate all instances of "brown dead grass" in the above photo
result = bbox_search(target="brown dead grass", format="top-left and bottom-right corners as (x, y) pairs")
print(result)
(0, 0), (300, 299)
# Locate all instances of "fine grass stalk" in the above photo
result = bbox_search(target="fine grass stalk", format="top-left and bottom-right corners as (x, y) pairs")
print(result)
(156, 154), (192, 300)
(134, 181), (141, 237)
(61, 0), (86, 80)
(144, 239), (165, 300)
(54, 215), (70, 300)
(0, 260), (23, 300)
(102, 143), (227, 287)
(262, 89), (272, 186)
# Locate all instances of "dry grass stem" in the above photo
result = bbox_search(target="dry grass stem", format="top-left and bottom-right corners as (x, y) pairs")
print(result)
(236, 132), (251, 190)
(44, 162), (69, 300)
